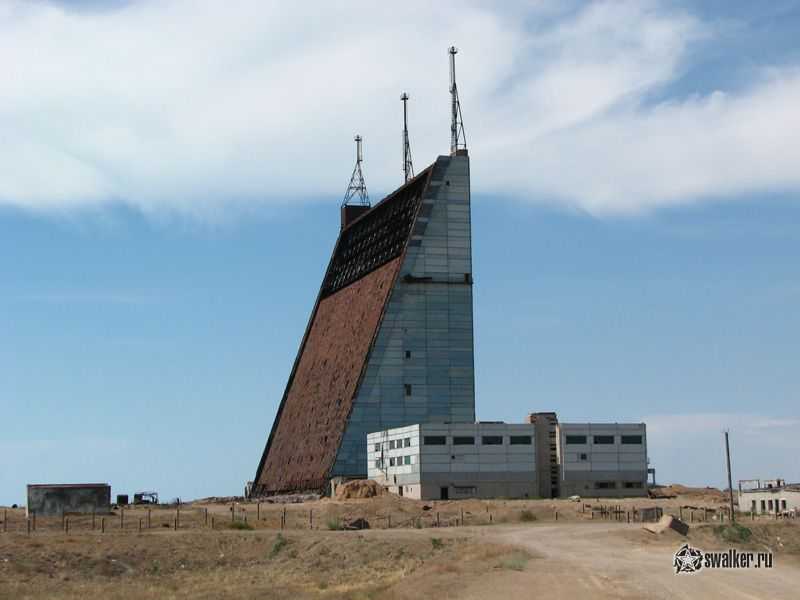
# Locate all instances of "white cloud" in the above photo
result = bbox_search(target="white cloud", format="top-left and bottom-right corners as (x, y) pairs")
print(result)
(1, 0), (798, 217)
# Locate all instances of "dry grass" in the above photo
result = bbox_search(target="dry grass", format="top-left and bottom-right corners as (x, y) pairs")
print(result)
(0, 524), (523, 600)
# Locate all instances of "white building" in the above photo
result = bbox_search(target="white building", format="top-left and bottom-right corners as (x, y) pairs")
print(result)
(738, 479), (800, 516)
(367, 418), (648, 500)
(558, 423), (648, 497)
(367, 423), (538, 500)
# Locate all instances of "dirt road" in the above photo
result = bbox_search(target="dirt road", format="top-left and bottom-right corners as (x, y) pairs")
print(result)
(462, 522), (800, 600)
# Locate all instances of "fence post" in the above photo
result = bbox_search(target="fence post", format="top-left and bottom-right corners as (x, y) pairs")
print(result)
(92, 508), (96, 531)
(120, 508), (124, 530)
(27, 518), (31, 537)
(101, 517), (105, 533)
(388, 515), (391, 529)
(32, 511), (36, 532)
(555, 510), (558, 521)
(204, 508), (208, 526)
(148, 509), (152, 529)
(231, 504), (235, 523)
(3, 509), (6, 533)
(309, 510), (313, 529)
(177, 507), (180, 529)
(174, 517), (178, 530)
(138, 518), (142, 533)
(436, 512), (440, 527)
(461, 508), (464, 525)
(211, 516), (215, 529)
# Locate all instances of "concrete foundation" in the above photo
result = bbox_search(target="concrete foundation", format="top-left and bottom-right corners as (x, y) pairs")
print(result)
(27, 484), (111, 517)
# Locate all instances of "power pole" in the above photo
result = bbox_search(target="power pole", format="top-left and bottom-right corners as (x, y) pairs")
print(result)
(725, 430), (736, 522)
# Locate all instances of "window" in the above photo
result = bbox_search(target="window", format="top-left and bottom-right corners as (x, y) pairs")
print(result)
(781, 499), (788, 510)
(624, 482), (643, 489)
(424, 436), (446, 445)
(566, 435), (587, 445)
(375, 459), (382, 468)
(579, 453), (588, 461)
(405, 350), (411, 359)
(404, 438), (411, 448)
(389, 457), (395, 467)
(374, 443), (380, 452)
(510, 435), (532, 445)
(404, 384), (412, 396)
(404, 455), (411, 465)
(768, 500), (773, 510)
(389, 440), (396, 450)
(621, 435), (643, 445)
(453, 436), (475, 445)
(482, 435), (503, 445)
(593, 435), (615, 444)
(761, 500), (766, 511)
(594, 481), (617, 489)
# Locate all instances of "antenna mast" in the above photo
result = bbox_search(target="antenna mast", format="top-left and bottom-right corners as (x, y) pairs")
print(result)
(342, 134), (369, 207)
(449, 46), (467, 154)
(401, 92), (414, 183)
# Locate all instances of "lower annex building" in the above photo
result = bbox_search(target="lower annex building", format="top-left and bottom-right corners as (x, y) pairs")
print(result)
(366, 414), (648, 500)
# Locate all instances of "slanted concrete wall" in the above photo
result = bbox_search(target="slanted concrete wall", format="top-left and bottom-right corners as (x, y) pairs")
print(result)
(27, 484), (111, 517)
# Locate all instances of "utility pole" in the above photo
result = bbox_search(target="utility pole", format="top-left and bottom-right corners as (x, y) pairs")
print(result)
(725, 430), (736, 522)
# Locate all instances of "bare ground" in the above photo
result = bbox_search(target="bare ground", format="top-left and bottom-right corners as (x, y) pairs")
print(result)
(2, 495), (798, 599)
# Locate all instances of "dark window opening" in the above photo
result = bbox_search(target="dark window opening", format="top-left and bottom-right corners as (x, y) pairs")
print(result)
(453, 436), (475, 445)
(405, 350), (411, 359)
(510, 435), (532, 445)
(424, 436), (446, 445)
(566, 435), (587, 445)
(624, 482), (643, 489)
(621, 435), (643, 445)
(482, 435), (503, 445)
(593, 435), (615, 444)
(404, 384), (412, 396)
(594, 481), (616, 489)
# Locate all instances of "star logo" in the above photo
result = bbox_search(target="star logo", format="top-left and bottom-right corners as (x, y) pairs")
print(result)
(673, 543), (704, 574)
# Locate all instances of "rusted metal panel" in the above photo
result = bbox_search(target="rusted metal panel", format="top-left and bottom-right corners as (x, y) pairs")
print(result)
(254, 258), (402, 493)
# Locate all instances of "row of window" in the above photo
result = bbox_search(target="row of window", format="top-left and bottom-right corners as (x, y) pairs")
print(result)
(374, 438), (412, 452)
(565, 434), (643, 445)
(595, 481), (644, 489)
(375, 455), (413, 468)
(423, 435), (532, 446)
(753, 499), (789, 512)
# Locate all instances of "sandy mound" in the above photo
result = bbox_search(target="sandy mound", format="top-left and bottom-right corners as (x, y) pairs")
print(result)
(335, 480), (387, 500)
(650, 484), (726, 502)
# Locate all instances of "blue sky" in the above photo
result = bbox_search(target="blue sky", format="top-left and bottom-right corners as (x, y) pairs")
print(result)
(1, 1), (799, 503)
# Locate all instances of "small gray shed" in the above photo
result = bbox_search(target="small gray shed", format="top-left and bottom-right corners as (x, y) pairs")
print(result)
(26, 483), (111, 517)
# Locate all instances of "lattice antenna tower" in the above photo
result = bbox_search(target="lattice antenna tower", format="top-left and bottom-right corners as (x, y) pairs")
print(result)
(449, 46), (467, 154)
(342, 134), (369, 207)
(401, 93), (415, 183)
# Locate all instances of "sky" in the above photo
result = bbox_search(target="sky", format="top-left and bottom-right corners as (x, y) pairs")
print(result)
(1, 0), (799, 504)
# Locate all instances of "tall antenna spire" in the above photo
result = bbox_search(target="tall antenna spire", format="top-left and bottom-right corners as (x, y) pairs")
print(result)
(401, 92), (414, 183)
(342, 134), (369, 207)
(449, 45), (467, 154)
